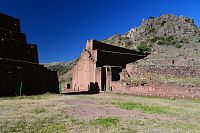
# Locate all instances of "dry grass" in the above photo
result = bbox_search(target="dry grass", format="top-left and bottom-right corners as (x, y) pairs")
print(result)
(0, 93), (200, 133)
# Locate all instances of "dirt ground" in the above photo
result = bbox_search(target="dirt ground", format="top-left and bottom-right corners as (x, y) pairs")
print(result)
(0, 93), (200, 133)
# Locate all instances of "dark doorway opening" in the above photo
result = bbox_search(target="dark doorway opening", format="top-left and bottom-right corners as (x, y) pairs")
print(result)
(111, 67), (123, 81)
(101, 67), (106, 91)
(67, 84), (71, 89)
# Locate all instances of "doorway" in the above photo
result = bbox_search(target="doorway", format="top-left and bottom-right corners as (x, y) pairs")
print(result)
(101, 67), (106, 91)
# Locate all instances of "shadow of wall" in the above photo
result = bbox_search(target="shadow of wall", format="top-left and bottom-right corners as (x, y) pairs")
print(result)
(0, 59), (59, 96)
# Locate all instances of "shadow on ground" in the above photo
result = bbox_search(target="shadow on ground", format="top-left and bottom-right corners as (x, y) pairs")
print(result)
(63, 90), (100, 95)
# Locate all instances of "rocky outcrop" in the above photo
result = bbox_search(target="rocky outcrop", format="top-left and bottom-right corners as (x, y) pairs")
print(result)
(44, 59), (78, 83)
(102, 14), (200, 48)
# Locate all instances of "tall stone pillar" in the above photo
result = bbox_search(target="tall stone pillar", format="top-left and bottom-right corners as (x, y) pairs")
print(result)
(106, 66), (112, 91)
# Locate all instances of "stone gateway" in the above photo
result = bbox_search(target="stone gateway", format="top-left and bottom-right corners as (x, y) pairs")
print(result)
(72, 40), (147, 92)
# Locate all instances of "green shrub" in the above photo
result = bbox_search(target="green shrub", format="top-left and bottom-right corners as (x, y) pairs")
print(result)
(137, 42), (151, 53)
(150, 36), (165, 43)
(180, 40), (184, 43)
(150, 36), (160, 42)
(157, 40), (169, 45)
(185, 18), (191, 23)
(155, 36), (178, 46)
(149, 27), (156, 34)
(170, 40), (178, 45)
(175, 44), (182, 48)
(149, 16), (155, 19)
(180, 38), (190, 43)
(193, 25), (198, 31)
(165, 36), (175, 42)
(160, 21), (167, 26)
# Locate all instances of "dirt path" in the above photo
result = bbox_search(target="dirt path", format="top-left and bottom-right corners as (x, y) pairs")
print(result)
(63, 98), (137, 119)
(62, 96), (177, 122)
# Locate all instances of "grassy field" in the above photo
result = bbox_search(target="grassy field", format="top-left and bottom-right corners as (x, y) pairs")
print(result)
(0, 93), (200, 133)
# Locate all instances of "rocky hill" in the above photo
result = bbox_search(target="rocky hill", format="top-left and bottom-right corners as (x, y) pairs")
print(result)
(44, 59), (78, 83)
(46, 14), (200, 86)
(102, 14), (200, 66)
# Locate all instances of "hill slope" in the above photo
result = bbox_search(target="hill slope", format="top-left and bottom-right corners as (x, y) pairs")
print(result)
(46, 14), (200, 86)
(44, 59), (78, 83)
(101, 14), (200, 66)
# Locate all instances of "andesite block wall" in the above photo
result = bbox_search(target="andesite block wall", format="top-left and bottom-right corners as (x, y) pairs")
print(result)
(0, 13), (59, 96)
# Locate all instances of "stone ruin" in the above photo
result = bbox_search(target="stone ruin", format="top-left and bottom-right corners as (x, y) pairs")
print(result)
(0, 13), (59, 96)
(72, 40), (147, 92)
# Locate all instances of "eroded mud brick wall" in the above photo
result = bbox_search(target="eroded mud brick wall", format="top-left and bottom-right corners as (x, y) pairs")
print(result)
(0, 13), (38, 63)
(72, 40), (147, 91)
(0, 13), (58, 96)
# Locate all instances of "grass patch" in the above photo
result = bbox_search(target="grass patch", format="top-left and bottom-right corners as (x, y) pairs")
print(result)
(0, 93), (57, 100)
(116, 102), (173, 114)
(37, 123), (68, 133)
(32, 107), (46, 114)
(174, 121), (200, 131)
(94, 117), (120, 127)
(175, 43), (182, 48)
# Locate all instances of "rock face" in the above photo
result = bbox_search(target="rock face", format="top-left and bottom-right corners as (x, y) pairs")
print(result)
(102, 14), (200, 48)
(127, 14), (198, 42)
(102, 14), (200, 66)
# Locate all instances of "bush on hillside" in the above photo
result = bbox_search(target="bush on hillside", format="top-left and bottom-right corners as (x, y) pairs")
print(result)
(137, 42), (151, 53)
(175, 44), (183, 48)
(149, 16), (155, 19)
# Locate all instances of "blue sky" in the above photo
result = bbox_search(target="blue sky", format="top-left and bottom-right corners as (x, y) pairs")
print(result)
(0, 0), (200, 63)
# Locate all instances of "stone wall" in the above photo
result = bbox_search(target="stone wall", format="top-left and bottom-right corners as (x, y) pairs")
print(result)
(108, 64), (200, 98)
(0, 13), (21, 32)
(72, 49), (97, 91)
(72, 40), (146, 92)
(0, 40), (38, 63)
(0, 13), (58, 96)
(126, 64), (200, 78)
(0, 59), (59, 96)
(111, 81), (200, 98)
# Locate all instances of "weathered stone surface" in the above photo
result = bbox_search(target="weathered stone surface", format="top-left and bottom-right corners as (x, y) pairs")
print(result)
(0, 13), (59, 96)
(72, 40), (147, 92)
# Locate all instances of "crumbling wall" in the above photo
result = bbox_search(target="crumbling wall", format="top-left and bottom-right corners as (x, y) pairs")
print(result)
(126, 64), (200, 78)
(72, 40), (147, 92)
(0, 13), (21, 32)
(0, 40), (38, 63)
(108, 64), (200, 98)
(0, 13), (58, 96)
(0, 59), (59, 96)
(72, 50), (97, 91)
(111, 81), (200, 98)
